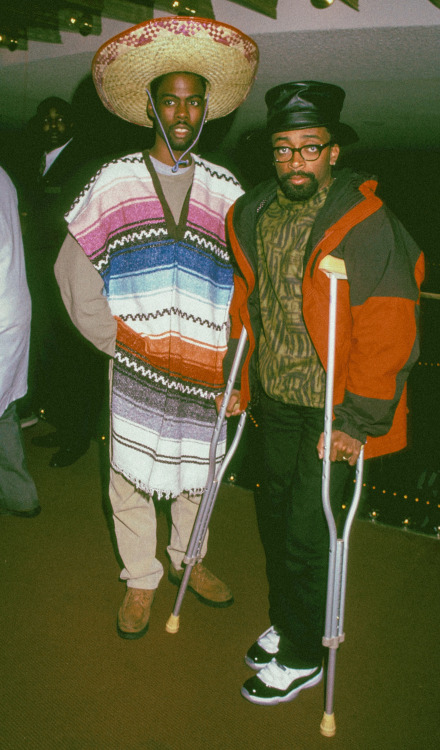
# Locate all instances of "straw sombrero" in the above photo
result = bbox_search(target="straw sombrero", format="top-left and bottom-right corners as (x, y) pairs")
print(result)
(92, 16), (259, 128)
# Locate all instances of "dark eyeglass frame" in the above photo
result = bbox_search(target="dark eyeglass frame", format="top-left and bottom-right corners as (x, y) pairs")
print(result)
(272, 140), (334, 163)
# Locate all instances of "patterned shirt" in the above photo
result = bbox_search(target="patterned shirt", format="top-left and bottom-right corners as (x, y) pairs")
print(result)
(257, 183), (331, 406)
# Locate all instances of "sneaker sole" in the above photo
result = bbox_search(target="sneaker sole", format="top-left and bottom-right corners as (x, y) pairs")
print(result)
(240, 668), (323, 706)
(244, 655), (274, 671)
(0, 506), (41, 518)
(168, 571), (234, 609)
(20, 417), (39, 428)
(116, 621), (149, 640)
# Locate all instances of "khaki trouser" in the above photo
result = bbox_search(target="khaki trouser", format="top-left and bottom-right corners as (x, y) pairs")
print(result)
(109, 467), (207, 590)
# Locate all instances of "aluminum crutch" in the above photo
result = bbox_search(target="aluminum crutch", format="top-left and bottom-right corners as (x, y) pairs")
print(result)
(166, 326), (248, 634)
(318, 256), (365, 738)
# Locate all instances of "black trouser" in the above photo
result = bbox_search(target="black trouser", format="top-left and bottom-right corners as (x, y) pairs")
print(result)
(38, 319), (107, 449)
(255, 390), (351, 668)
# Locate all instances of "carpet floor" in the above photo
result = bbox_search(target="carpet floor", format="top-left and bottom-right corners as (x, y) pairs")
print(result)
(1, 424), (439, 750)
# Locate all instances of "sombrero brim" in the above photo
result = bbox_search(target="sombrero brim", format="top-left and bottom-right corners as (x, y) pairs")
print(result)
(92, 16), (259, 128)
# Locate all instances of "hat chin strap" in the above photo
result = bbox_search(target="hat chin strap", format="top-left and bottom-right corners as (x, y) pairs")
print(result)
(146, 90), (209, 173)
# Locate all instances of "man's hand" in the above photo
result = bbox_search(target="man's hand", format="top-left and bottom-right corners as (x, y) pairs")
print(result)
(317, 430), (363, 467)
(215, 389), (242, 417)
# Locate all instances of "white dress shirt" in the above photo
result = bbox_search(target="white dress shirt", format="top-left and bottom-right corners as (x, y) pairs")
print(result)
(0, 167), (32, 416)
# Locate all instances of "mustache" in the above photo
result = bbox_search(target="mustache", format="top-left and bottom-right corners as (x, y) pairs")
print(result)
(279, 170), (311, 181)
(172, 120), (192, 129)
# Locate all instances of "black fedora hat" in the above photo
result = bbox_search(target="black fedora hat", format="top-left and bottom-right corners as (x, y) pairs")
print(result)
(265, 80), (358, 146)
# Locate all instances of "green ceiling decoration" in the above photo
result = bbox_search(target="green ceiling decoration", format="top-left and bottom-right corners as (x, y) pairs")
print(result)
(339, 0), (359, 10)
(3, 1), (436, 51)
(0, 0), (279, 51)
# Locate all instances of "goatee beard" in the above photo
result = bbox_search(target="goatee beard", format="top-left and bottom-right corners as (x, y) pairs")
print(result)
(167, 125), (196, 154)
(278, 171), (319, 201)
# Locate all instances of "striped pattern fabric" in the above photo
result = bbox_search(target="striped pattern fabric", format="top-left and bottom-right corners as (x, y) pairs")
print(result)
(66, 153), (243, 497)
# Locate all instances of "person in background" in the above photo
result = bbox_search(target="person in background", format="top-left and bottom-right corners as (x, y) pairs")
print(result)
(54, 16), (258, 639)
(221, 80), (424, 705)
(0, 165), (40, 518)
(25, 97), (107, 467)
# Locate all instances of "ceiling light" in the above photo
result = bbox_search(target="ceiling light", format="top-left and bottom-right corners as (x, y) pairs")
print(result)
(78, 15), (93, 37)
(0, 32), (19, 50)
(311, 0), (360, 8)
(311, 0), (335, 7)
(171, 0), (198, 13)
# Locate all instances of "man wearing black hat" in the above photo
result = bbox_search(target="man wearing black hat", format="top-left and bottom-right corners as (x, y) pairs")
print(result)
(222, 81), (424, 705)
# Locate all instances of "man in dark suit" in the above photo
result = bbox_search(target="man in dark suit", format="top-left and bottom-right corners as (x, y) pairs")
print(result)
(28, 97), (107, 467)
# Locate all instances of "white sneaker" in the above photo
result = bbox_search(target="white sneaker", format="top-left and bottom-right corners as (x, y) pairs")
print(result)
(245, 625), (281, 670)
(241, 658), (323, 705)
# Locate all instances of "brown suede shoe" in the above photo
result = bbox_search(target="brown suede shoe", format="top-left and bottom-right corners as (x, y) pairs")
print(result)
(169, 563), (234, 608)
(117, 587), (155, 640)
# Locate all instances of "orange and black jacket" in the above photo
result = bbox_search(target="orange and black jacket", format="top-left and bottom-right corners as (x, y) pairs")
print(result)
(225, 168), (425, 460)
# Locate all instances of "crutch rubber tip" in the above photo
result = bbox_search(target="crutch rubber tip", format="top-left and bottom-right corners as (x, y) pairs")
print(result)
(320, 712), (336, 737)
(165, 613), (180, 634)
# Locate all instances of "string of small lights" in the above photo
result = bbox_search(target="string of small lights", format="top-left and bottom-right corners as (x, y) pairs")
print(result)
(352, 477), (440, 538)
(224, 395), (440, 539)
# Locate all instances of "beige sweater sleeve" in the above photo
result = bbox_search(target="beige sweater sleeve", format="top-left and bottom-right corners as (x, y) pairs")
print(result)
(54, 232), (117, 357)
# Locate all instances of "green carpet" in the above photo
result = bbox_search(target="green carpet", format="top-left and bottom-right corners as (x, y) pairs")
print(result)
(1, 425), (439, 750)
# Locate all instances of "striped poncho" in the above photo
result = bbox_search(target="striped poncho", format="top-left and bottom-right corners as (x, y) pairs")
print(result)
(65, 153), (243, 498)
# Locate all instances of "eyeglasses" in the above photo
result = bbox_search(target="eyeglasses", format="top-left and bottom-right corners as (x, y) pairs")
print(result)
(272, 141), (333, 163)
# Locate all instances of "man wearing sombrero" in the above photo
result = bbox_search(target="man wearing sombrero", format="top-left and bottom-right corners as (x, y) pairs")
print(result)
(222, 81), (423, 705)
(54, 16), (258, 639)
